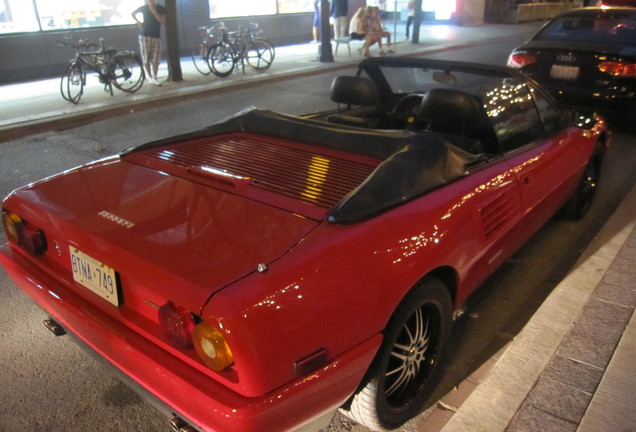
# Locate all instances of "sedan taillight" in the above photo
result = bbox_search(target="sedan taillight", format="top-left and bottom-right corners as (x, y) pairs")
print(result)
(2, 210), (47, 256)
(598, 61), (636, 78)
(507, 52), (537, 68)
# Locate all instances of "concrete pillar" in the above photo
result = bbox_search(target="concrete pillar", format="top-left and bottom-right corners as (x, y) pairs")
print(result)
(460, 0), (486, 25)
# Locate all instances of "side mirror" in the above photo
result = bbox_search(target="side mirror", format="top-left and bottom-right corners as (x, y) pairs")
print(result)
(570, 109), (598, 130)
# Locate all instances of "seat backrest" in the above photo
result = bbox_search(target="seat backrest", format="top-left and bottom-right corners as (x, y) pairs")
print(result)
(419, 88), (498, 154)
(330, 76), (380, 107)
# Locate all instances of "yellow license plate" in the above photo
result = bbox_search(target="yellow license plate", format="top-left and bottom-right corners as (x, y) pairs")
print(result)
(69, 247), (120, 306)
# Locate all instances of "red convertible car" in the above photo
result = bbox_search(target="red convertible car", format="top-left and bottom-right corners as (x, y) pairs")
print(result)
(1, 58), (610, 432)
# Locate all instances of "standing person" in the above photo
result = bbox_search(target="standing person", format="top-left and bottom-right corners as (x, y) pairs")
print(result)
(331, 0), (348, 39)
(406, 0), (415, 39)
(132, 0), (166, 86)
(312, 0), (320, 43)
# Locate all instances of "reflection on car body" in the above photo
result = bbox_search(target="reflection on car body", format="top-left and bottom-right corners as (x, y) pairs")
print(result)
(1, 57), (611, 432)
(508, 7), (636, 123)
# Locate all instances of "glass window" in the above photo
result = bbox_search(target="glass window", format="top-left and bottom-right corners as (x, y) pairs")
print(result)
(209, 0), (276, 18)
(0, 0), (39, 34)
(484, 80), (544, 152)
(209, 0), (312, 18)
(35, 0), (136, 31)
(532, 87), (563, 135)
(536, 12), (636, 45)
(278, 0), (313, 14)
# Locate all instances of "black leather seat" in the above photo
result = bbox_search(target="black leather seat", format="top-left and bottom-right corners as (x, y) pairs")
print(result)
(416, 88), (498, 154)
(327, 76), (381, 129)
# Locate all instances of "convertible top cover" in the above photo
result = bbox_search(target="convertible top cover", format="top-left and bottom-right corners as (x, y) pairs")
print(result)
(125, 108), (482, 223)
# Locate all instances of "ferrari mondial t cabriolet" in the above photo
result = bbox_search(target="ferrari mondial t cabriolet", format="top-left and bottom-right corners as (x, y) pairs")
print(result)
(1, 58), (610, 432)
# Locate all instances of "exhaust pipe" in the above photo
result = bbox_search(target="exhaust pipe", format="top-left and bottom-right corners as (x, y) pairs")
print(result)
(169, 417), (197, 432)
(43, 318), (66, 336)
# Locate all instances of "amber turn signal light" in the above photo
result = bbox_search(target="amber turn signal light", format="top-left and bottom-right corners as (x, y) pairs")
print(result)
(2, 210), (47, 256)
(193, 321), (234, 371)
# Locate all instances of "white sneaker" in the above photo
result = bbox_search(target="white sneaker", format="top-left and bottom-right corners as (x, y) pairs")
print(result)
(151, 77), (162, 86)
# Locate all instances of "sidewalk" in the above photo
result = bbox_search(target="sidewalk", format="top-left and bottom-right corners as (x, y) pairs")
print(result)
(1, 22), (634, 432)
(434, 183), (636, 432)
(0, 23), (539, 142)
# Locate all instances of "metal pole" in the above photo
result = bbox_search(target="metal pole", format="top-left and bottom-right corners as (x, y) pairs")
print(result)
(318, 0), (334, 62)
(393, 0), (397, 50)
(412, 0), (423, 43)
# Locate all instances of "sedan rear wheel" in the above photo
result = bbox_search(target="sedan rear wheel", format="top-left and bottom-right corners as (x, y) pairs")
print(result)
(343, 276), (452, 431)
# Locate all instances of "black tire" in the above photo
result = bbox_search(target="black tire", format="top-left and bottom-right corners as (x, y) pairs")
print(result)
(60, 61), (84, 104)
(343, 276), (452, 431)
(246, 39), (275, 72)
(111, 53), (145, 93)
(208, 43), (235, 78)
(192, 42), (212, 75)
(561, 156), (601, 220)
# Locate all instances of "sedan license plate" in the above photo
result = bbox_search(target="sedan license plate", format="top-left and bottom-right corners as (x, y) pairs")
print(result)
(70, 247), (120, 306)
(550, 64), (579, 80)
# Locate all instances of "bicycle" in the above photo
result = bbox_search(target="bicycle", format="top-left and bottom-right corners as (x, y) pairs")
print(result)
(59, 37), (145, 104)
(191, 24), (224, 75)
(207, 22), (275, 78)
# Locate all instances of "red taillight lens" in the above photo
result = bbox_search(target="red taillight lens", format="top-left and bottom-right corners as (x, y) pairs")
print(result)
(2, 210), (47, 256)
(158, 301), (195, 349)
(508, 52), (537, 68)
(598, 61), (636, 78)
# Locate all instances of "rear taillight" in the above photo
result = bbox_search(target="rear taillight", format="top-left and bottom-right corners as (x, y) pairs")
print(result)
(598, 61), (636, 78)
(158, 301), (195, 349)
(158, 301), (234, 371)
(2, 210), (47, 256)
(507, 52), (537, 68)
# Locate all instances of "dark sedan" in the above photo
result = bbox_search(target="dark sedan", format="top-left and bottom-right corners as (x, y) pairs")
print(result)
(508, 7), (636, 122)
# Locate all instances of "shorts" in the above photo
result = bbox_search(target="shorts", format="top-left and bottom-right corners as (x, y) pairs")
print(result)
(138, 35), (162, 65)
(351, 32), (366, 40)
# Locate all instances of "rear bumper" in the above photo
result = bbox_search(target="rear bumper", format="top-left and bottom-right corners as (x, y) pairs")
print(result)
(542, 82), (636, 116)
(0, 243), (380, 432)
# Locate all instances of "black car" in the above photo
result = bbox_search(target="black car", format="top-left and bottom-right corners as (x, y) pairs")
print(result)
(508, 7), (636, 122)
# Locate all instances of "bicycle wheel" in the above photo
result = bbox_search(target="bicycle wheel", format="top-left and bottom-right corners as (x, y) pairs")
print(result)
(208, 43), (235, 78)
(111, 53), (145, 93)
(246, 39), (275, 72)
(60, 61), (84, 104)
(192, 42), (212, 75)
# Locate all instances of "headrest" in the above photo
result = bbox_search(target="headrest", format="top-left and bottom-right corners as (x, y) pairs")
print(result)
(330, 76), (380, 106)
(419, 88), (482, 130)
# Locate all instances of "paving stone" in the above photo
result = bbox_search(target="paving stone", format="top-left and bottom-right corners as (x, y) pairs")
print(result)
(601, 249), (636, 281)
(525, 376), (592, 424)
(542, 355), (603, 394)
(594, 279), (636, 307)
(507, 404), (577, 432)
(557, 298), (632, 368)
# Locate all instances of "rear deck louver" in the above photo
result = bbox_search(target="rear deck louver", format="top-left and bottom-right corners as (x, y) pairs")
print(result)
(137, 133), (379, 209)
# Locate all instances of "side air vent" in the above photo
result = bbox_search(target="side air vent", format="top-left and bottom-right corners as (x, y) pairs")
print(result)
(478, 188), (521, 240)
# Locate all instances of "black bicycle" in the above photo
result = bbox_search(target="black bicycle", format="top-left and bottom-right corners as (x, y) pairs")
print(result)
(60, 37), (145, 104)
(207, 23), (275, 78)
(191, 24), (223, 75)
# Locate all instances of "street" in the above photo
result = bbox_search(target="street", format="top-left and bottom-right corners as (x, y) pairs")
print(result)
(1, 33), (635, 432)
